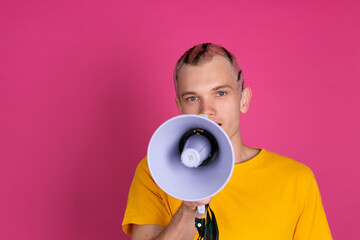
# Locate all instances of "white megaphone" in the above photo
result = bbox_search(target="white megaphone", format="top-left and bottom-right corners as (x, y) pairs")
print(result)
(147, 114), (235, 214)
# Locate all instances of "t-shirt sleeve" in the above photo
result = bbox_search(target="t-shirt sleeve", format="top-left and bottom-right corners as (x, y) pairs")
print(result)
(293, 168), (332, 240)
(122, 157), (172, 236)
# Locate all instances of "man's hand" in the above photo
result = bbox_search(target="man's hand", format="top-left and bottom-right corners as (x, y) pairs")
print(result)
(182, 198), (212, 218)
(131, 198), (212, 240)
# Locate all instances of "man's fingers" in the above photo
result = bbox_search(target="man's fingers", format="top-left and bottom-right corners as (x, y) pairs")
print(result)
(182, 197), (212, 210)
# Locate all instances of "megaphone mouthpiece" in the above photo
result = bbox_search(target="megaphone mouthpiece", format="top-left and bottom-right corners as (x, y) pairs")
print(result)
(179, 128), (218, 168)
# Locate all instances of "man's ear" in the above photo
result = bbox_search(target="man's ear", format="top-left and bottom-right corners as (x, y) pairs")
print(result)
(240, 86), (252, 114)
(175, 97), (182, 113)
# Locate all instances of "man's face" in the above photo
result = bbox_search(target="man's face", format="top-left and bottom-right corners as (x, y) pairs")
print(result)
(176, 55), (243, 141)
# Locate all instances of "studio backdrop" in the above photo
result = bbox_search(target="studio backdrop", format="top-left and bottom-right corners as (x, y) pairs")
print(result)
(0, 0), (359, 239)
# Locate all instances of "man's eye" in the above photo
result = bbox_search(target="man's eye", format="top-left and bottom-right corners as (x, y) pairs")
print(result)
(187, 96), (198, 102)
(216, 91), (227, 97)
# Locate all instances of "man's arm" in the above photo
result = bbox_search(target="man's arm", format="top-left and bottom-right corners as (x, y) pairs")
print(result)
(131, 200), (210, 240)
(293, 169), (332, 239)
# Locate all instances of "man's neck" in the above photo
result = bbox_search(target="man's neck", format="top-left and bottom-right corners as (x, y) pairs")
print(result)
(232, 135), (260, 164)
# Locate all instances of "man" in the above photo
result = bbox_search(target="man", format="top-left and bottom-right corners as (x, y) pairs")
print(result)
(122, 43), (332, 239)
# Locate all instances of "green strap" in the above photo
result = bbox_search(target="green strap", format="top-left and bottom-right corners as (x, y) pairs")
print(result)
(195, 204), (219, 240)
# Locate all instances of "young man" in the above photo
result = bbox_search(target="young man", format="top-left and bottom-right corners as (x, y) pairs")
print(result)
(123, 43), (332, 239)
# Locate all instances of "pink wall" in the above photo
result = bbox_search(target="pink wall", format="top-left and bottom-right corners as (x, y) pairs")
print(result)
(1, 0), (359, 239)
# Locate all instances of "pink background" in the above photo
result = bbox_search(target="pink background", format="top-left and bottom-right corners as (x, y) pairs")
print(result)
(1, 0), (359, 239)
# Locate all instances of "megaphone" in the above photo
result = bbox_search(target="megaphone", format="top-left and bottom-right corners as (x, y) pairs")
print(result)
(147, 114), (235, 213)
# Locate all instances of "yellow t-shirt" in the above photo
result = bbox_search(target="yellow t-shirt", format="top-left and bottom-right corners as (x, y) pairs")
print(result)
(122, 149), (332, 239)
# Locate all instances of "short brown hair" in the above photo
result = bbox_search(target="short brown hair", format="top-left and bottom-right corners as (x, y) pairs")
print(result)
(174, 43), (244, 97)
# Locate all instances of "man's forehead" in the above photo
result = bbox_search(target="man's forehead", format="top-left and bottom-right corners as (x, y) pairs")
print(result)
(177, 56), (238, 94)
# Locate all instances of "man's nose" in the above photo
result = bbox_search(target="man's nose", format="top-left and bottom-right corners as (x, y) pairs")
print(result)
(200, 99), (216, 116)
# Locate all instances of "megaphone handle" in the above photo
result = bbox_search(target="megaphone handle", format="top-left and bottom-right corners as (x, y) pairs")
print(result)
(197, 205), (206, 215)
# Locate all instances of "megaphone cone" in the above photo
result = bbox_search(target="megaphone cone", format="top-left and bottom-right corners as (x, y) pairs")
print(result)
(147, 114), (234, 202)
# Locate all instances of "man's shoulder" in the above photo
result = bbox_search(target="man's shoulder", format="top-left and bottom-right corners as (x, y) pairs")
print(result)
(136, 156), (149, 170)
(262, 149), (314, 178)
(132, 156), (152, 180)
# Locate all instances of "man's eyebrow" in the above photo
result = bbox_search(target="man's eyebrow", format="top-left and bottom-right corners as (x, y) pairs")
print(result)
(180, 84), (233, 98)
(181, 91), (197, 98)
(212, 84), (233, 91)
